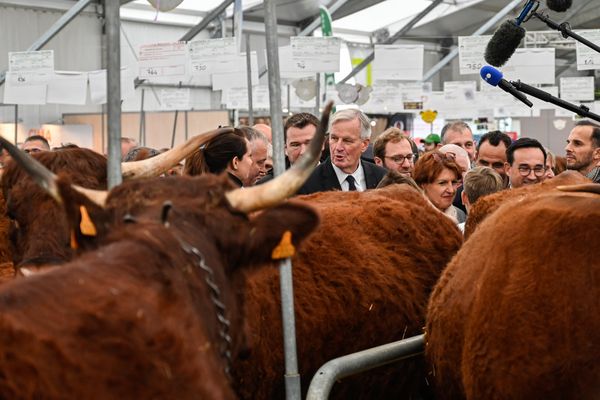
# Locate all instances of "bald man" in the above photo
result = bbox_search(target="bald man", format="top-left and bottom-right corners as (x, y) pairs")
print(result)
(253, 124), (272, 143)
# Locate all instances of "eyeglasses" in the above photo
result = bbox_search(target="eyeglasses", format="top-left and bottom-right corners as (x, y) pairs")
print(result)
(385, 153), (414, 164)
(517, 165), (546, 177)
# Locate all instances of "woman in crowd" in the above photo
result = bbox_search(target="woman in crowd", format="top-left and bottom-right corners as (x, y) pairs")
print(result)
(184, 130), (253, 187)
(413, 150), (466, 224)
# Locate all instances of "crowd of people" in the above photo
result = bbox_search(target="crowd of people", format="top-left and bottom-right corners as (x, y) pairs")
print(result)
(6, 108), (600, 231)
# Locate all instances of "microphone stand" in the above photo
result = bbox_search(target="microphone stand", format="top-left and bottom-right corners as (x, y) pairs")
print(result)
(510, 80), (600, 123)
(533, 11), (600, 54)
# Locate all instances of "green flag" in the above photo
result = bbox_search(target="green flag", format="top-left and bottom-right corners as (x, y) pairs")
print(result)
(319, 6), (335, 89)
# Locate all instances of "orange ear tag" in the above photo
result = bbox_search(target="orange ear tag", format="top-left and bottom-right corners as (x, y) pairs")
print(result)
(79, 206), (97, 236)
(271, 231), (295, 260)
(70, 230), (78, 250)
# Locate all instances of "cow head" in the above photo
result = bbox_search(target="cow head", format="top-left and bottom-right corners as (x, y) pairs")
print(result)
(0, 127), (235, 271)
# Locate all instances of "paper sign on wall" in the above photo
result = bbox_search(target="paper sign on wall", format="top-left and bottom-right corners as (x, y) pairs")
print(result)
(138, 42), (187, 78)
(576, 30), (600, 71)
(373, 44), (424, 81)
(47, 72), (88, 105)
(158, 88), (191, 110)
(290, 36), (341, 73)
(502, 48), (555, 84)
(560, 76), (595, 101)
(458, 36), (491, 75)
(188, 37), (238, 76)
(9, 50), (54, 73)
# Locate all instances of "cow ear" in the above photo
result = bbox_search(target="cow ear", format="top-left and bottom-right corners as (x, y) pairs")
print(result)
(241, 201), (319, 266)
(56, 179), (111, 251)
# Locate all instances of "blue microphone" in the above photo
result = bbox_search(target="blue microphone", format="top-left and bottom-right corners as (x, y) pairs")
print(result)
(480, 65), (533, 108)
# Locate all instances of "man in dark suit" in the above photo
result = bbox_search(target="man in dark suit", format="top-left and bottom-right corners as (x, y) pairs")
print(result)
(297, 108), (386, 195)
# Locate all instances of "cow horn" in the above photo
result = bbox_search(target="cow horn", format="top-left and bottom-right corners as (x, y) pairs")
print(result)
(72, 185), (109, 207)
(225, 101), (333, 213)
(121, 127), (234, 180)
(0, 136), (62, 204)
(557, 183), (600, 194)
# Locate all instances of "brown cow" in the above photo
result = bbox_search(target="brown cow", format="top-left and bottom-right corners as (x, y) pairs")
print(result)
(426, 184), (600, 399)
(0, 102), (334, 398)
(233, 184), (462, 399)
(0, 128), (232, 271)
(463, 170), (591, 238)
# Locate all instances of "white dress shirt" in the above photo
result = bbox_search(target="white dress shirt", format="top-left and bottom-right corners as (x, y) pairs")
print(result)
(332, 162), (366, 192)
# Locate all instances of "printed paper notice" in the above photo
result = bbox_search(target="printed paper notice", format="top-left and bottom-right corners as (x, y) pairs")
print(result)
(8, 50), (54, 73)
(373, 45), (424, 81)
(158, 88), (191, 110)
(138, 42), (187, 78)
(211, 52), (259, 90)
(3, 72), (49, 105)
(503, 48), (555, 84)
(188, 37), (238, 75)
(290, 36), (341, 73)
(47, 72), (88, 105)
(576, 30), (600, 71)
(560, 76), (595, 101)
(458, 36), (491, 75)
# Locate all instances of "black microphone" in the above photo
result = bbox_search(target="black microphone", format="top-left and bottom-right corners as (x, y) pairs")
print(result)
(510, 80), (600, 123)
(480, 66), (533, 108)
(484, 0), (538, 67)
(546, 0), (572, 12)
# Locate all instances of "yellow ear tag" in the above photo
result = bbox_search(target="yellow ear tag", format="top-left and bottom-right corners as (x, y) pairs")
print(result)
(79, 206), (97, 236)
(70, 229), (79, 250)
(271, 231), (295, 260)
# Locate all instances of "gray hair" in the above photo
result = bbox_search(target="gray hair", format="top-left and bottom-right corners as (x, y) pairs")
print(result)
(329, 108), (371, 140)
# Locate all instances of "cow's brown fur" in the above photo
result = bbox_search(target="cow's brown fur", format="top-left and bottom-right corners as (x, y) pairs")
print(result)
(464, 171), (590, 238)
(427, 188), (600, 399)
(233, 184), (463, 399)
(0, 174), (319, 399)
(1, 148), (107, 267)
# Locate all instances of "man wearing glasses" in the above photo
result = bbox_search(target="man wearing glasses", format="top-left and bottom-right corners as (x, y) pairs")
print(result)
(373, 127), (416, 177)
(21, 135), (50, 154)
(505, 137), (547, 189)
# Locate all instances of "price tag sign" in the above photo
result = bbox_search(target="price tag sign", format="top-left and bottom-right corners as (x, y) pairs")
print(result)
(373, 44), (424, 81)
(560, 76), (594, 101)
(290, 37), (341, 73)
(188, 37), (238, 75)
(9, 50), (54, 73)
(576, 30), (600, 71)
(138, 42), (187, 78)
(458, 36), (491, 75)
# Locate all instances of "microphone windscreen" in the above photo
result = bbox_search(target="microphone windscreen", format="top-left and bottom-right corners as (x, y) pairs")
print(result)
(480, 66), (503, 86)
(546, 0), (572, 12)
(484, 20), (526, 67)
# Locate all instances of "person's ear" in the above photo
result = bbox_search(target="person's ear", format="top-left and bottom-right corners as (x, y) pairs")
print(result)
(231, 156), (240, 171)
(374, 156), (383, 167)
(593, 147), (600, 163)
(361, 139), (369, 153)
(461, 190), (470, 209)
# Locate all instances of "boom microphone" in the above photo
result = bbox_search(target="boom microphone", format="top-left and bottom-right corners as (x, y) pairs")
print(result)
(546, 0), (572, 12)
(480, 65), (532, 108)
(484, 0), (538, 67)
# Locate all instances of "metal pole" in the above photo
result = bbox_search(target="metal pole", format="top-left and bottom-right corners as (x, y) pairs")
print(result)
(14, 105), (18, 145)
(338, 0), (444, 84)
(0, 0), (95, 87)
(185, 110), (189, 141)
(422, 0), (523, 82)
(105, 0), (122, 188)
(246, 35), (254, 126)
(287, 84), (291, 114)
(180, 0), (235, 42)
(139, 88), (145, 145)
(265, 2), (299, 399)
(306, 335), (425, 400)
(264, 0), (285, 178)
(279, 258), (301, 400)
(315, 74), (321, 117)
(171, 110), (179, 148)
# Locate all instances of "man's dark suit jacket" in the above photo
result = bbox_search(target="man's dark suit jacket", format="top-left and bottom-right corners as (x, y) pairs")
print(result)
(296, 159), (387, 195)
